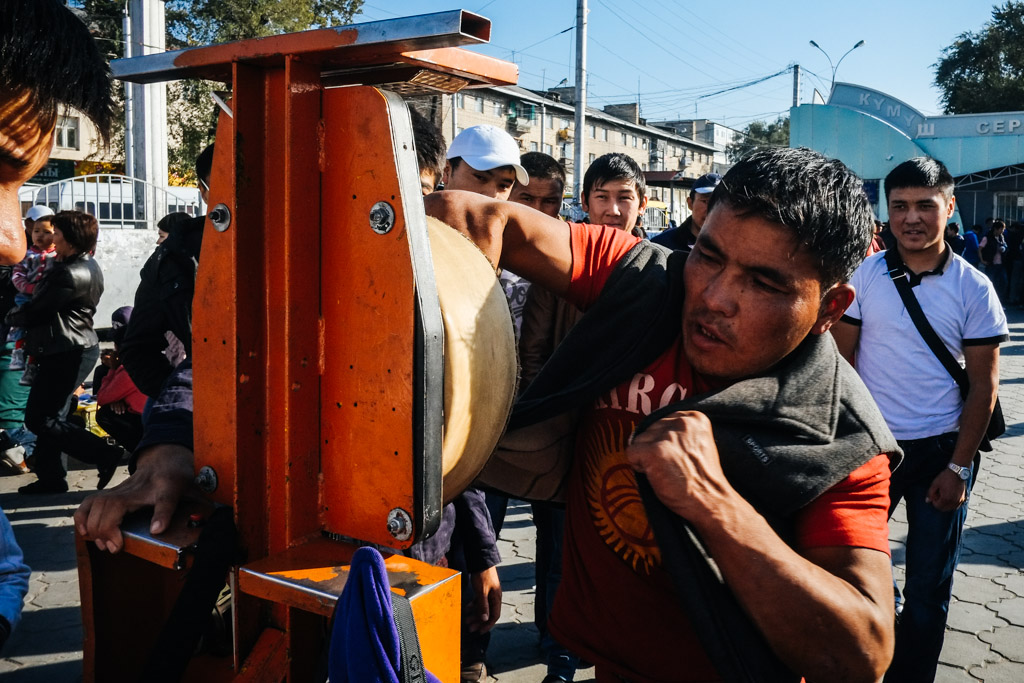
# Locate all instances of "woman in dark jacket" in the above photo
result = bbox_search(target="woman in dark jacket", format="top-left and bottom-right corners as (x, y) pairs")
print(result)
(7, 211), (122, 494)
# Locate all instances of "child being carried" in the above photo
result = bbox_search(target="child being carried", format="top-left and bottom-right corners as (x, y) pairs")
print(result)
(8, 215), (57, 384)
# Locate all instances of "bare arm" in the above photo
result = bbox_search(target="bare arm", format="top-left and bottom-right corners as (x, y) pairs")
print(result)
(927, 343), (999, 511)
(74, 444), (196, 553)
(628, 412), (893, 682)
(423, 190), (573, 296)
(830, 319), (861, 366)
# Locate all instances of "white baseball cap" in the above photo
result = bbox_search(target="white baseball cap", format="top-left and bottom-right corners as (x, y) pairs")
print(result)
(447, 125), (529, 185)
(25, 205), (54, 221)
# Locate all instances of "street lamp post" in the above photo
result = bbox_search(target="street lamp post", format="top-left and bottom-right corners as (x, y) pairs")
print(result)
(809, 39), (865, 98)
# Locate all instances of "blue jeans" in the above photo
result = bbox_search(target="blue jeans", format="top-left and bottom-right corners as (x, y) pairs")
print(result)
(885, 433), (975, 683)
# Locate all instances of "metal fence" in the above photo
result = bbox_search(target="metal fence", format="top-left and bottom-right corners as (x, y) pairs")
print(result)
(18, 174), (204, 230)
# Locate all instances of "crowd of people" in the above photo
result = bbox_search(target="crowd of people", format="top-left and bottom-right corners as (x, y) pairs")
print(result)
(0, 2), (1013, 683)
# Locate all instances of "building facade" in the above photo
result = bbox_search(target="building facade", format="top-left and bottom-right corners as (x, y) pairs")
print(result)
(26, 110), (119, 189)
(651, 118), (743, 174)
(412, 85), (717, 225)
(791, 82), (1024, 227)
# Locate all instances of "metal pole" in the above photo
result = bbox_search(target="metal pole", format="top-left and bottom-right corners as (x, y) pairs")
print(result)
(572, 0), (587, 203)
(123, 3), (134, 177)
(792, 64), (800, 108)
(540, 102), (546, 152)
(451, 92), (458, 139)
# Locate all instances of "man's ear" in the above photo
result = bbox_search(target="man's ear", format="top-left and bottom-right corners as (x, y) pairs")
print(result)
(441, 161), (452, 185)
(638, 194), (649, 212)
(812, 283), (855, 335)
(946, 193), (957, 221)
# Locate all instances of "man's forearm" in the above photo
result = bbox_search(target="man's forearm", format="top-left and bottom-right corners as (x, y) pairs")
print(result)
(693, 494), (893, 682)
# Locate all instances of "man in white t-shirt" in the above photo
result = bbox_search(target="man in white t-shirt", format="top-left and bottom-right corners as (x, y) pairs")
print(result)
(832, 156), (1008, 683)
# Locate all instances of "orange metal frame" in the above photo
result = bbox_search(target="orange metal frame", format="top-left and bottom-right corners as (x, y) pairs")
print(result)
(77, 10), (518, 682)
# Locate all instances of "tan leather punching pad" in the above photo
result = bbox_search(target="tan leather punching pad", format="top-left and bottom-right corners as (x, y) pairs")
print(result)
(426, 217), (517, 503)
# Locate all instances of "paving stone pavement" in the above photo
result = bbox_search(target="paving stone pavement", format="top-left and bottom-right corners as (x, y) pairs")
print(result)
(1, 310), (1024, 682)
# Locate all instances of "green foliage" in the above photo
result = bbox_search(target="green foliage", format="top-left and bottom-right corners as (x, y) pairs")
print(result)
(727, 116), (789, 162)
(80, 0), (364, 179)
(935, 2), (1024, 114)
(165, 0), (364, 45)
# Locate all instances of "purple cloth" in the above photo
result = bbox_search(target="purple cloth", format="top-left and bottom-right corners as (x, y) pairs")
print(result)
(330, 546), (440, 683)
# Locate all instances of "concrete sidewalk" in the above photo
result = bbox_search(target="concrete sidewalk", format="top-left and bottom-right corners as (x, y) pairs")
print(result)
(1, 311), (1024, 682)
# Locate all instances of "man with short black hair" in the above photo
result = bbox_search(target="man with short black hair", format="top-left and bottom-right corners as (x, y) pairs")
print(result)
(509, 151), (564, 217)
(425, 146), (899, 682)
(581, 153), (647, 236)
(651, 172), (721, 251)
(409, 109), (446, 196)
(832, 156), (1007, 683)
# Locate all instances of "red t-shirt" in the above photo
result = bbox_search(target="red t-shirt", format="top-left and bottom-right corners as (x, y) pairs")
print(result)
(546, 223), (892, 683)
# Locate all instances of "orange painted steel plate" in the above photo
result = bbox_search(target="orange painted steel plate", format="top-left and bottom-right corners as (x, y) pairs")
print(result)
(237, 538), (460, 682)
(320, 86), (432, 546)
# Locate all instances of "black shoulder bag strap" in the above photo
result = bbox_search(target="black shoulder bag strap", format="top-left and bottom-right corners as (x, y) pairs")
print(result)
(391, 593), (427, 683)
(883, 249), (1004, 449)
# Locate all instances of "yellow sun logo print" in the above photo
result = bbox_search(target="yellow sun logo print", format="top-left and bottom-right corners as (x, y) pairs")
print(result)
(579, 418), (661, 573)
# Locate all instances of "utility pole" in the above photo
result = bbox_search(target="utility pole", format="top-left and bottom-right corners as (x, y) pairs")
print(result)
(122, 2), (134, 178)
(540, 102), (546, 152)
(792, 64), (801, 107)
(451, 93), (458, 139)
(572, 0), (587, 203)
(128, 0), (168, 218)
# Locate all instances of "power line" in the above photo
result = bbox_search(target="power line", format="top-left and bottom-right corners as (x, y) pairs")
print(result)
(591, 0), (721, 82)
(617, 0), (767, 80)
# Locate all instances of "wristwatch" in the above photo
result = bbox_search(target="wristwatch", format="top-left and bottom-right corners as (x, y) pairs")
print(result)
(947, 462), (971, 481)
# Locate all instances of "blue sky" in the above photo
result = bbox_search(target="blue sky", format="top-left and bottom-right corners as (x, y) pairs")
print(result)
(354, 1), (999, 129)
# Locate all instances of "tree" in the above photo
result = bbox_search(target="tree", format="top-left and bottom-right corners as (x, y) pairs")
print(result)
(935, 2), (1024, 114)
(77, 0), (364, 181)
(726, 116), (789, 162)
(163, 0), (364, 181)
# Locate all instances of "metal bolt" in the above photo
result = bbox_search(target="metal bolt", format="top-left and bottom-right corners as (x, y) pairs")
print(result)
(386, 507), (413, 541)
(209, 204), (232, 232)
(369, 201), (396, 235)
(195, 465), (219, 493)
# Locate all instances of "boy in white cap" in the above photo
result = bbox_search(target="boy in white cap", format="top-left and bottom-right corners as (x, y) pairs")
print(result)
(22, 205), (54, 236)
(443, 125), (529, 200)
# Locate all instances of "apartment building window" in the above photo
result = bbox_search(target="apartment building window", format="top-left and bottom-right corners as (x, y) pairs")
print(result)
(642, 163), (648, 171)
(588, 124), (596, 138)
(474, 97), (485, 113)
(632, 135), (638, 148)
(621, 132), (628, 145)
(601, 127), (608, 142)
(493, 102), (504, 117)
(642, 139), (648, 150)
(55, 116), (80, 150)
(589, 153), (596, 164)
(544, 143), (553, 155)
(548, 116), (555, 129)
(530, 141), (538, 152)
(561, 118), (570, 129)
(455, 93), (465, 108)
